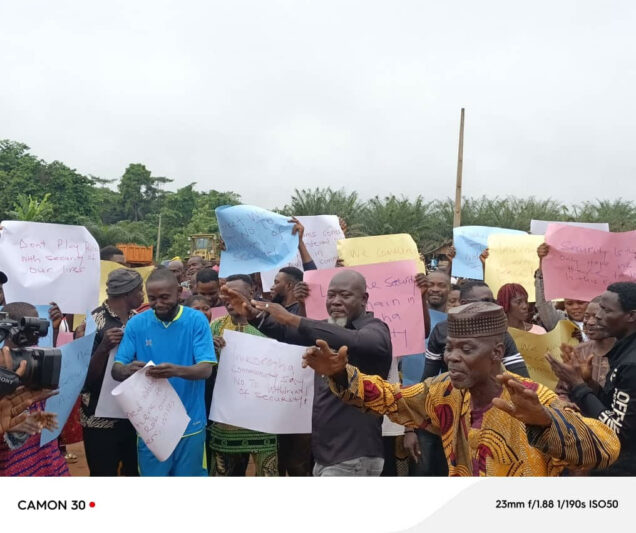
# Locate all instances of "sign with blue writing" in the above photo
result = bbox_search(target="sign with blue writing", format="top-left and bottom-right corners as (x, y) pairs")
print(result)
(453, 226), (526, 280)
(216, 205), (299, 277)
(40, 332), (96, 446)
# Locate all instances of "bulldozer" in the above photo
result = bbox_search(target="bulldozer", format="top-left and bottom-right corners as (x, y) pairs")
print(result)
(189, 234), (219, 262)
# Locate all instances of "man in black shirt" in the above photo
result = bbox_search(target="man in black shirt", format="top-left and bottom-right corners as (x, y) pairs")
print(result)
(81, 268), (144, 476)
(550, 282), (636, 475)
(223, 269), (392, 476)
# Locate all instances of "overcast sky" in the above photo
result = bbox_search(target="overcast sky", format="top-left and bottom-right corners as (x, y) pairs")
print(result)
(2, 0), (635, 209)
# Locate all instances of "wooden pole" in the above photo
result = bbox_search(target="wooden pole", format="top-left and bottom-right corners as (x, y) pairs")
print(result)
(155, 213), (162, 263)
(453, 108), (465, 228)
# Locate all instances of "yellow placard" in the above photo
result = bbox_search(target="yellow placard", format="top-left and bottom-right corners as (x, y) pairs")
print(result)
(337, 234), (426, 272)
(508, 320), (579, 390)
(99, 260), (155, 304)
(485, 234), (544, 302)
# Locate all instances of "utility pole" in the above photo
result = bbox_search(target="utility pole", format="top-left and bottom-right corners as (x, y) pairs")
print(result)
(453, 108), (465, 228)
(155, 213), (162, 263)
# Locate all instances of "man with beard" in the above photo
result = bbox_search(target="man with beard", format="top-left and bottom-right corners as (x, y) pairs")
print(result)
(548, 282), (636, 475)
(222, 269), (392, 476)
(303, 302), (620, 476)
(112, 268), (216, 476)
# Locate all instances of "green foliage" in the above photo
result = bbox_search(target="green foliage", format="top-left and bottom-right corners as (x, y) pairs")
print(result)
(9, 193), (53, 222)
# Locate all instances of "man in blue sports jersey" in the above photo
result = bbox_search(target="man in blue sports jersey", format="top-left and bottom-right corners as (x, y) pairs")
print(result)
(112, 268), (216, 476)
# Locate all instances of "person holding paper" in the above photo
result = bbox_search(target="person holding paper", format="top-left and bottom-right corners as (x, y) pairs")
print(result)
(222, 269), (392, 476)
(496, 283), (546, 334)
(0, 302), (68, 476)
(303, 302), (620, 476)
(208, 274), (278, 476)
(548, 282), (636, 475)
(81, 268), (144, 476)
(535, 243), (588, 337)
(112, 268), (216, 476)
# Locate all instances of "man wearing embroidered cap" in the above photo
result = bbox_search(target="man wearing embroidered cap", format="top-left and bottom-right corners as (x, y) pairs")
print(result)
(303, 302), (621, 476)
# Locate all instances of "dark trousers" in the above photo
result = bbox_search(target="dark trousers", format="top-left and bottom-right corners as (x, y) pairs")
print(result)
(408, 430), (448, 476)
(83, 423), (138, 476)
(277, 434), (313, 476)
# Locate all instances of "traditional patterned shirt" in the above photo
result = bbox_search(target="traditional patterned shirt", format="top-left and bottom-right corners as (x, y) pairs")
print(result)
(329, 366), (620, 476)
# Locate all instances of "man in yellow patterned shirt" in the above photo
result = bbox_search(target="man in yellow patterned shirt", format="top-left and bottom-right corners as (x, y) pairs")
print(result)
(302, 302), (620, 476)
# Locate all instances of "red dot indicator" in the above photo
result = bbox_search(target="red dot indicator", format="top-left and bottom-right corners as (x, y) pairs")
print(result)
(89, 502), (96, 508)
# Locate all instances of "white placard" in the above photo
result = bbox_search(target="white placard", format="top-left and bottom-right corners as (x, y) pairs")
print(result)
(0, 221), (100, 313)
(210, 330), (314, 434)
(94, 347), (127, 419)
(112, 361), (190, 461)
(530, 220), (610, 235)
(260, 215), (344, 290)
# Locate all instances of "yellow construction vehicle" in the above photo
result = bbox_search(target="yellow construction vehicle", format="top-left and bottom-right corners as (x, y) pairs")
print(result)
(189, 234), (219, 262)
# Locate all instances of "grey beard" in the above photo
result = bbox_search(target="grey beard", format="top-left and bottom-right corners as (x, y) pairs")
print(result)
(327, 316), (348, 328)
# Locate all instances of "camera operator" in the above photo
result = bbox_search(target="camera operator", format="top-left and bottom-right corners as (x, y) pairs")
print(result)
(0, 302), (68, 476)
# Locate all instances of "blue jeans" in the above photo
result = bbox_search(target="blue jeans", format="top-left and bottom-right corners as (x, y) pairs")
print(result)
(138, 430), (207, 477)
(313, 457), (384, 477)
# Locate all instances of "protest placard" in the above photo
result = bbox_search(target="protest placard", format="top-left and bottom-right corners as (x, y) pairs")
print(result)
(452, 226), (526, 280)
(401, 308), (447, 386)
(94, 347), (127, 419)
(40, 331), (96, 445)
(543, 225), (636, 301)
(337, 234), (425, 272)
(216, 205), (299, 277)
(303, 260), (424, 357)
(0, 221), (100, 313)
(210, 330), (314, 434)
(530, 220), (610, 235)
(508, 321), (579, 390)
(210, 306), (228, 320)
(485, 234), (545, 302)
(99, 261), (154, 303)
(260, 215), (344, 289)
(112, 361), (190, 461)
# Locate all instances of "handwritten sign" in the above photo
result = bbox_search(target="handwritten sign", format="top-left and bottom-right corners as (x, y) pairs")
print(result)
(453, 226), (526, 280)
(508, 321), (579, 390)
(35, 305), (54, 348)
(543, 225), (636, 301)
(210, 330), (314, 434)
(303, 260), (425, 357)
(94, 347), (127, 419)
(485, 234), (545, 302)
(260, 215), (344, 290)
(401, 308), (447, 386)
(99, 261), (154, 305)
(337, 234), (425, 273)
(112, 361), (190, 461)
(530, 220), (609, 235)
(216, 205), (299, 277)
(0, 221), (100, 313)
(40, 331), (96, 445)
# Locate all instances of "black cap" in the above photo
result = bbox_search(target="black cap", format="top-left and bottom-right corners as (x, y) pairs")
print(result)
(0, 271), (7, 284)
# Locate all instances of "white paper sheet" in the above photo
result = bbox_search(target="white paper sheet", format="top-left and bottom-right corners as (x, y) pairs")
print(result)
(112, 361), (190, 461)
(0, 221), (100, 313)
(210, 330), (314, 434)
(94, 347), (127, 419)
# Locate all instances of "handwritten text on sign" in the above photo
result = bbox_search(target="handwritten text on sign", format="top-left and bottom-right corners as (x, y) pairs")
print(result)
(216, 205), (299, 277)
(112, 361), (190, 461)
(0, 221), (100, 313)
(337, 233), (426, 272)
(543, 224), (636, 301)
(303, 260), (425, 357)
(210, 330), (314, 434)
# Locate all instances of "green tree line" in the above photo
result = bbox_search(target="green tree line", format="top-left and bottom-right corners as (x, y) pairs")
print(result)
(2, 139), (635, 260)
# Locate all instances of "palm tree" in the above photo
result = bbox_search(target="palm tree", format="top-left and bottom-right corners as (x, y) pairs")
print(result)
(9, 193), (53, 221)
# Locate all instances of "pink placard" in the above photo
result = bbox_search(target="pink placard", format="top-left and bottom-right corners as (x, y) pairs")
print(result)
(56, 331), (75, 347)
(543, 224), (636, 301)
(303, 260), (425, 357)
(210, 306), (228, 320)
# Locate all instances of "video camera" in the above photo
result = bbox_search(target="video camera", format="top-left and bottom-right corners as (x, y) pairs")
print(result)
(0, 312), (62, 396)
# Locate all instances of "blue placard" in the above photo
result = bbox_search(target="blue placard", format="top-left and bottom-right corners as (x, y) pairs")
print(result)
(216, 205), (299, 277)
(40, 332), (96, 446)
(35, 305), (54, 348)
(452, 226), (526, 280)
